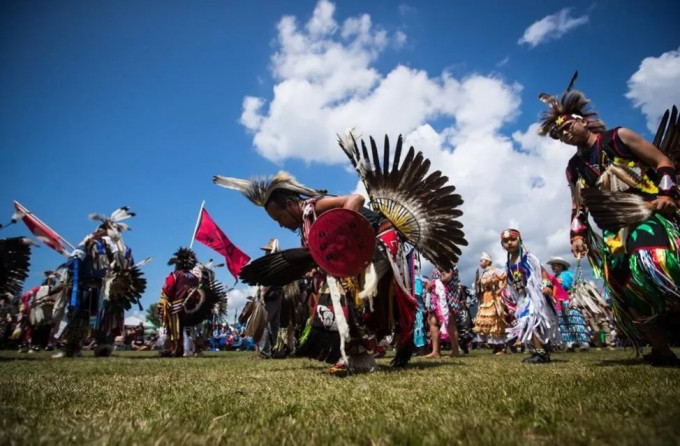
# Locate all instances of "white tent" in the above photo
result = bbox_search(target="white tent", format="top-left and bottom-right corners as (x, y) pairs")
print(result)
(123, 316), (154, 328)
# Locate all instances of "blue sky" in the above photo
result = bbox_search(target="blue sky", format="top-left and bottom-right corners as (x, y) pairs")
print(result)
(2, 0), (679, 319)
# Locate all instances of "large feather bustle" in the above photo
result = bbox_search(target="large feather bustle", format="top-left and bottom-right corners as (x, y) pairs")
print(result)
(581, 188), (653, 232)
(653, 106), (680, 178)
(105, 264), (147, 311)
(213, 171), (326, 207)
(203, 262), (229, 323)
(338, 133), (467, 270)
(0, 237), (37, 298)
(182, 264), (227, 326)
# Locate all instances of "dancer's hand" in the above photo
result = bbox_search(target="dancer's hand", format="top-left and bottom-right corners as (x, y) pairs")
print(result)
(652, 196), (677, 217)
(571, 237), (588, 258)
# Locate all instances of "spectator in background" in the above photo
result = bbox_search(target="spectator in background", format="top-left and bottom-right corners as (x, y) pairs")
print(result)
(473, 252), (509, 355)
(425, 267), (463, 358)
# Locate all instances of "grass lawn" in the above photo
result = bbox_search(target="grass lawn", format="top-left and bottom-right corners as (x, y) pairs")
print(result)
(0, 347), (679, 445)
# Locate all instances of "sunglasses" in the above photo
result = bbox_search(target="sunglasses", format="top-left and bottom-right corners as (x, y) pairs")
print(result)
(550, 114), (583, 139)
(552, 121), (576, 139)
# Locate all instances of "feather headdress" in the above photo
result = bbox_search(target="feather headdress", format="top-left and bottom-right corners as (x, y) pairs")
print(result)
(338, 132), (467, 269)
(213, 171), (326, 207)
(537, 71), (606, 139)
(89, 206), (136, 232)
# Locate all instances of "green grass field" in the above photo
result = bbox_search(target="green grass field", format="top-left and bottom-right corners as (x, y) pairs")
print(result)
(1, 348), (679, 446)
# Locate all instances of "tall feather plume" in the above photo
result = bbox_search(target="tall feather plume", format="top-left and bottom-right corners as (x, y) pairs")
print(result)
(338, 133), (467, 270)
(134, 256), (152, 267)
(581, 189), (653, 232)
(110, 206), (136, 222)
(565, 70), (578, 93)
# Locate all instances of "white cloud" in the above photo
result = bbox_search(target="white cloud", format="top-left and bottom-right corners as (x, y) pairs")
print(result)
(518, 8), (589, 48)
(226, 286), (258, 320)
(306, 0), (337, 37)
(238, 0), (588, 284)
(394, 31), (407, 48)
(626, 47), (680, 132)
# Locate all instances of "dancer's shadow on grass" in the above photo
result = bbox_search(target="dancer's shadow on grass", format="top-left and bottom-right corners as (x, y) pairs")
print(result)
(119, 353), (225, 360)
(593, 358), (644, 367)
(0, 356), (45, 362)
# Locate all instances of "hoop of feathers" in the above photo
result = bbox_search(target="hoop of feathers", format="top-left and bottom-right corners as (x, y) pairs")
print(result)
(338, 132), (467, 270)
(182, 274), (226, 326)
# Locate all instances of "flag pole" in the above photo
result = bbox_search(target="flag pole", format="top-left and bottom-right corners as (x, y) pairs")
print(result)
(13, 201), (76, 251)
(189, 200), (206, 249)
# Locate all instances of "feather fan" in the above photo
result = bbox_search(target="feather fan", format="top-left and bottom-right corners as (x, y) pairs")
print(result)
(571, 280), (610, 318)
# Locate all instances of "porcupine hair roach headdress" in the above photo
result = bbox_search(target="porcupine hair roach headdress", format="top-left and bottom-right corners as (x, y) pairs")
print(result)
(168, 247), (198, 270)
(537, 71), (607, 139)
(212, 171), (326, 207)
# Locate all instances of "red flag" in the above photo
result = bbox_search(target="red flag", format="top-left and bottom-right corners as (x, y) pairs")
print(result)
(194, 208), (250, 281)
(13, 201), (70, 256)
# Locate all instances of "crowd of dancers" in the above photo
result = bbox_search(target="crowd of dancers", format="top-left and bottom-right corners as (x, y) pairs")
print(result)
(414, 250), (615, 364)
(1, 74), (679, 369)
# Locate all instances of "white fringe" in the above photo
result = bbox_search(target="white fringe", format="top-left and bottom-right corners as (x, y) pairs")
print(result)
(327, 276), (350, 367)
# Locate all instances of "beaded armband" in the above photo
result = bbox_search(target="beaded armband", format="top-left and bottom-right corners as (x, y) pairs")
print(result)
(655, 166), (678, 198)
